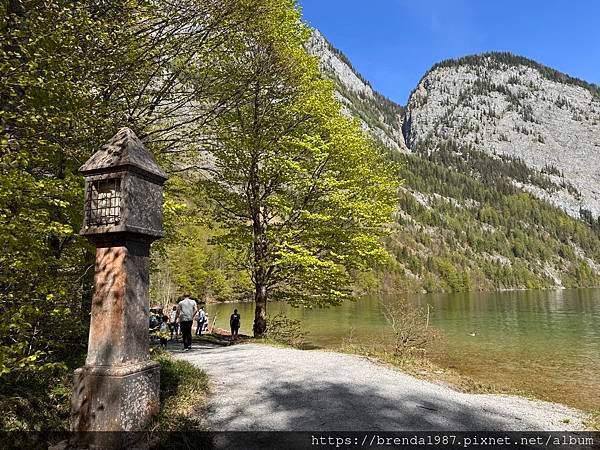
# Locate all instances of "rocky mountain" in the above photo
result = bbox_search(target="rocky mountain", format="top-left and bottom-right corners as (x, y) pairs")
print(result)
(308, 30), (408, 152)
(404, 53), (600, 219)
(309, 31), (600, 292)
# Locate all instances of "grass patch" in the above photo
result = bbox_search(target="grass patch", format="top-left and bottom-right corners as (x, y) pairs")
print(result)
(0, 351), (209, 435)
(252, 337), (298, 349)
(250, 336), (319, 350)
(149, 351), (209, 432)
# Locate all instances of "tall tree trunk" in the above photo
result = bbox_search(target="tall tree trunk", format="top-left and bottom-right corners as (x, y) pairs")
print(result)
(252, 207), (269, 336)
(253, 282), (267, 336)
(250, 160), (269, 336)
(249, 77), (270, 337)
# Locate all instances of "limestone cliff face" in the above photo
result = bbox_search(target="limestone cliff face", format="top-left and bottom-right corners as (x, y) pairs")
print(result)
(307, 30), (408, 152)
(403, 53), (600, 218)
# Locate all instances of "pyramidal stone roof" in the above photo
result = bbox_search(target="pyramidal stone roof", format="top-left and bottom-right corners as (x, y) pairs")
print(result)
(79, 127), (167, 182)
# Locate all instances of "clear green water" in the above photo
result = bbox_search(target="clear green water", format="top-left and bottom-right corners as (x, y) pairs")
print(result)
(206, 288), (600, 411)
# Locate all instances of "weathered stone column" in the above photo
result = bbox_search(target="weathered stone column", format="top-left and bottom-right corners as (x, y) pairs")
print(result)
(71, 128), (167, 442)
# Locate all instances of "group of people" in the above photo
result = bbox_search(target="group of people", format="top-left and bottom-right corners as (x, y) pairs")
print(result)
(151, 294), (241, 351)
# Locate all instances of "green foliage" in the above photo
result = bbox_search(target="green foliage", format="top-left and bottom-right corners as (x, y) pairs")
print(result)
(0, 0), (282, 426)
(0, 370), (72, 430)
(580, 208), (600, 234)
(542, 164), (562, 177)
(182, 0), (400, 318)
(372, 140), (600, 293)
(333, 80), (404, 149)
(411, 137), (563, 194)
(151, 177), (251, 305)
(0, 0), (146, 429)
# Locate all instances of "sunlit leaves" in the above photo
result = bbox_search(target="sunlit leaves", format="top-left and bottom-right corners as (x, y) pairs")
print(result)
(190, 0), (400, 310)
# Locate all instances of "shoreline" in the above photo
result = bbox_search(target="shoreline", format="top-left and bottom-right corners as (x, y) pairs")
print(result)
(202, 285), (600, 305)
(201, 291), (599, 417)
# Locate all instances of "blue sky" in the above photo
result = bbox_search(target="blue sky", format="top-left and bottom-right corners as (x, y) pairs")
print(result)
(298, 0), (600, 105)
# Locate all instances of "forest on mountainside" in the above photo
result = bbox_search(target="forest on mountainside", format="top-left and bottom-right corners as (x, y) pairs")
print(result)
(376, 142), (600, 294)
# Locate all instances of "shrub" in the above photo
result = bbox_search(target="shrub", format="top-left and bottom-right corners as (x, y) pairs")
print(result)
(265, 314), (307, 348)
(380, 300), (437, 357)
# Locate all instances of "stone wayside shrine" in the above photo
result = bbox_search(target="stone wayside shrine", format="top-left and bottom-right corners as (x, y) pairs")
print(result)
(71, 128), (167, 442)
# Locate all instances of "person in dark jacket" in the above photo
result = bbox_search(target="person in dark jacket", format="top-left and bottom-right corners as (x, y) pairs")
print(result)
(230, 309), (240, 341)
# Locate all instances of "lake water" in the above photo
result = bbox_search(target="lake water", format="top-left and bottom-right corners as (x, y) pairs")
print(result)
(206, 288), (600, 411)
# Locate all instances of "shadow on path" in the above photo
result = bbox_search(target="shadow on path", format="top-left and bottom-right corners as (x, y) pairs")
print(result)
(175, 344), (576, 434)
(210, 374), (518, 431)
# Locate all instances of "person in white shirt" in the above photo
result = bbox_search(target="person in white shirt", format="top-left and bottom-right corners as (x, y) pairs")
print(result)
(195, 306), (206, 336)
(176, 294), (197, 351)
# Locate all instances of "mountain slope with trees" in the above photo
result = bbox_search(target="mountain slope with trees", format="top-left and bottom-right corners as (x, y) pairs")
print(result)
(308, 30), (408, 153)
(310, 35), (600, 293)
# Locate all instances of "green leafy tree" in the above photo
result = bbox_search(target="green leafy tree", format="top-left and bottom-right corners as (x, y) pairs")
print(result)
(0, 0), (258, 428)
(150, 177), (251, 306)
(193, 0), (399, 335)
(0, 0), (143, 428)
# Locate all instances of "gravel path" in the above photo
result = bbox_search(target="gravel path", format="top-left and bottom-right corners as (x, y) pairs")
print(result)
(174, 343), (585, 431)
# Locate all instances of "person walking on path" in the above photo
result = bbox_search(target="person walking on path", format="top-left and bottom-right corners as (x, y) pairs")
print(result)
(169, 305), (179, 340)
(176, 294), (197, 351)
(195, 306), (206, 336)
(230, 309), (240, 341)
(159, 315), (170, 349)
